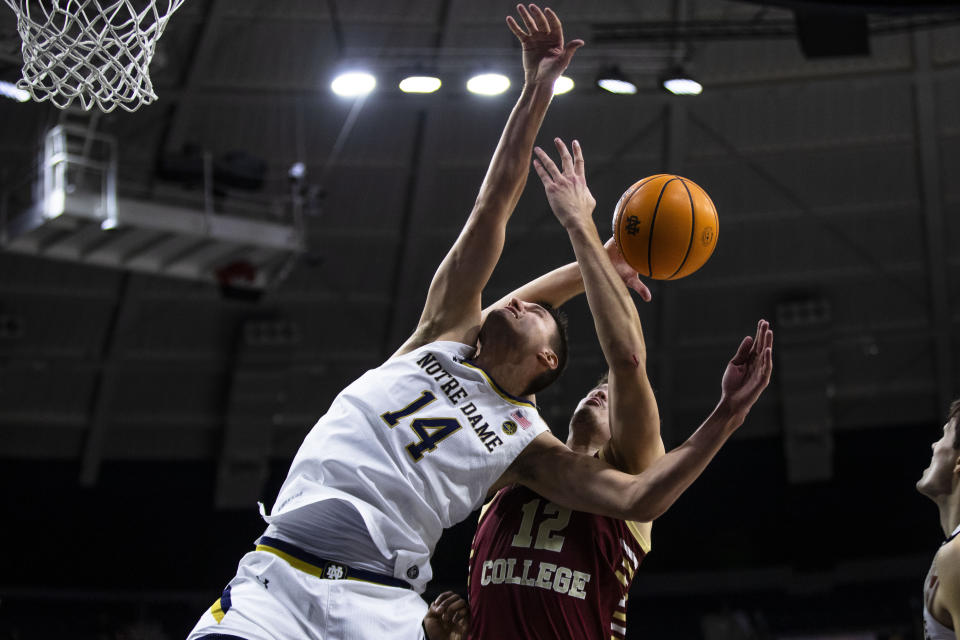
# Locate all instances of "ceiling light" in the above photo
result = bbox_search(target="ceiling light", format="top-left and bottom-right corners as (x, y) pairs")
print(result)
(553, 76), (574, 95)
(288, 162), (306, 181)
(596, 66), (636, 95)
(331, 71), (376, 97)
(400, 75), (441, 94)
(0, 80), (29, 102)
(467, 73), (510, 96)
(661, 67), (702, 96)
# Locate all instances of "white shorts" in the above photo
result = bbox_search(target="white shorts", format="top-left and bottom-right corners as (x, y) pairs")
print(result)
(186, 548), (429, 640)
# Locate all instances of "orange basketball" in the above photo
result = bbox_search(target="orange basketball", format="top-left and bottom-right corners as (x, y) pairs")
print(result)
(612, 174), (718, 280)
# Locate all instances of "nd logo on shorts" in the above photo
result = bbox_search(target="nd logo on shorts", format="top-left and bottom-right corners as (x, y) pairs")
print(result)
(324, 563), (347, 579)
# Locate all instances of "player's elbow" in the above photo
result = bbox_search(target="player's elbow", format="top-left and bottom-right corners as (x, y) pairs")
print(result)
(608, 344), (647, 374)
(623, 481), (667, 522)
(626, 502), (662, 524)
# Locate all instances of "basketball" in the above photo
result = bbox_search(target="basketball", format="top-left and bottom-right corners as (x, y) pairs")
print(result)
(612, 174), (718, 280)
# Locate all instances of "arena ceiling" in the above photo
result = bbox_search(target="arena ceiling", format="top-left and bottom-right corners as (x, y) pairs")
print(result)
(0, 0), (958, 502)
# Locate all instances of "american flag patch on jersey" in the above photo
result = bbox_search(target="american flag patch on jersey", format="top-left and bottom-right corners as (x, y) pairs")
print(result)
(510, 409), (532, 429)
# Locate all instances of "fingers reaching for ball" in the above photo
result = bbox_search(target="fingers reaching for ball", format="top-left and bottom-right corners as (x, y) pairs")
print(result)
(604, 237), (653, 302)
(533, 138), (597, 230)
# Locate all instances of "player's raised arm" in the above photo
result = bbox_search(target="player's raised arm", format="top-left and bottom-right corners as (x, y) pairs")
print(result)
(501, 322), (773, 521)
(479, 239), (651, 324)
(532, 138), (663, 473)
(395, 5), (583, 356)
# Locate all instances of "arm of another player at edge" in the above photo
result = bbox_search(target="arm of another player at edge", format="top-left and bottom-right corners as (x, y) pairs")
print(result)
(394, 6), (582, 357)
(502, 401), (744, 522)
(936, 539), (960, 630)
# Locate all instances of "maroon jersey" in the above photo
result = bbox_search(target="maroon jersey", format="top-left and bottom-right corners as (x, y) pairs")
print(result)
(468, 482), (650, 639)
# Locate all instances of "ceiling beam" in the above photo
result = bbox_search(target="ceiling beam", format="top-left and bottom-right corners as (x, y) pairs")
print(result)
(79, 272), (133, 486)
(911, 30), (956, 415)
(689, 113), (926, 306)
(159, 0), (227, 155)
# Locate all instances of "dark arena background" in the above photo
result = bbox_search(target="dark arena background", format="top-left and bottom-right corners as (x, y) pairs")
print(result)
(2, 0), (960, 638)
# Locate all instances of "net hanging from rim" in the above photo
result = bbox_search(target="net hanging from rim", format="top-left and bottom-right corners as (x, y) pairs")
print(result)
(4, 0), (186, 112)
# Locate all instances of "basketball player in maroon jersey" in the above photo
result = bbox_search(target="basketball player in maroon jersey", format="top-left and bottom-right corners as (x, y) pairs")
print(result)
(432, 139), (773, 639)
(918, 400), (960, 639)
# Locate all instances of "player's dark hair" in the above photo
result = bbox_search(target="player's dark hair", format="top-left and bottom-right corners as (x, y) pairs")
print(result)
(950, 398), (960, 449)
(522, 302), (569, 396)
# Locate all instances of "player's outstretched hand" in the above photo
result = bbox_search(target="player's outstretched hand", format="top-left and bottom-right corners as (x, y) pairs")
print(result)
(507, 4), (584, 86)
(720, 319), (774, 418)
(533, 138), (596, 231)
(423, 591), (471, 640)
(604, 237), (652, 302)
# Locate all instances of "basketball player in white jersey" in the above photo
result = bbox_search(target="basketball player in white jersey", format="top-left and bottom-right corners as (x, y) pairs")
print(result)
(188, 6), (584, 639)
(187, 7), (772, 640)
(918, 400), (960, 639)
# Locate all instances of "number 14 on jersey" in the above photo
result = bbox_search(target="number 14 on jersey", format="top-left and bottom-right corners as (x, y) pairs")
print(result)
(380, 391), (463, 462)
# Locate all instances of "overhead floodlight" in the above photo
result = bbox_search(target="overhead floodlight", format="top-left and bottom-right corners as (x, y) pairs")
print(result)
(597, 78), (636, 95)
(467, 73), (510, 96)
(596, 66), (636, 95)
(400, 75), (441, 94)
(663, 77), (702, 95)
(331, 71), (376, 97)
(661, 67), (702, 96)
(0, 80), (30, 102)
(288, 162), (306, 181)
(553, 76), (574, 95)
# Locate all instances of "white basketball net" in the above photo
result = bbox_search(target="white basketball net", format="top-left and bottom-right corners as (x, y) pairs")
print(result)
(4, 0), (186, 112)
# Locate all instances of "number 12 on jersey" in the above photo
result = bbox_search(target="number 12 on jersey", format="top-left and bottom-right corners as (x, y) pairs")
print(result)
(380, 390), (463, 462)
(512, 498), (572, 552)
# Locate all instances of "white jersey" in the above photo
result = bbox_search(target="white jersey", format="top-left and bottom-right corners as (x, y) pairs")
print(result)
(261, 341), (549, 593)
(924, 524), (960, 640)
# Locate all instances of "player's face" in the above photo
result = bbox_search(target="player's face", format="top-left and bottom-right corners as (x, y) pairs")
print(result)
(917, 417), (960, 498)
(570, 383), (610, 436)
(483, 298), (558, 360)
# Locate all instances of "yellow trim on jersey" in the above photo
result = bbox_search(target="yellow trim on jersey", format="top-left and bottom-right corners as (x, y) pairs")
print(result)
(596, 449), (653, 554)
(621, 558), (636, 581)
(256, 543), (396, 587)
(210, 598), (225, 623)
(613, 611), (627, 622)
(614, 570), (628, 587)
(257, 544), (327, 579)
(478, 499), (494, 525)
(459, 361), (537, 409)
(625, 521), (652, 553)
(477, 486), (508, 528)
